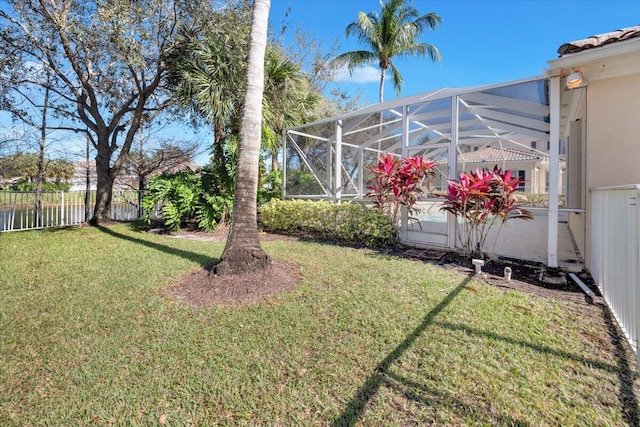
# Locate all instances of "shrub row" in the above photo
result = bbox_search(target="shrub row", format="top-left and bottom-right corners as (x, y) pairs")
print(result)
(3, 179), (71, 192)
(259, 199), (397, 247)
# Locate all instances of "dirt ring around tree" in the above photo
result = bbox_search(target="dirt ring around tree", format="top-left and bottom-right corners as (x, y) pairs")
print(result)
(167, 259), (303, 308)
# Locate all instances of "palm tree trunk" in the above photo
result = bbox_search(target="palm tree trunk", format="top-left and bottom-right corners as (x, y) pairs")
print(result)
(377, 67), (386, 151)
(271, 149), (279, 172)
(212, 123), (231, 192)
(213, 0), (272, 276)
(379, 67), (385, 103)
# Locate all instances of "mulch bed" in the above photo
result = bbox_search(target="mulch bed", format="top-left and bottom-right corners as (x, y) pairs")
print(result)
(164, 225), (601, 308)
(168, 259), (302, 307)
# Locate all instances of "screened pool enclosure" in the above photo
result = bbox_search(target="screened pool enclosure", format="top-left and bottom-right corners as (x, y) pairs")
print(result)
(284, 76), (584, 268)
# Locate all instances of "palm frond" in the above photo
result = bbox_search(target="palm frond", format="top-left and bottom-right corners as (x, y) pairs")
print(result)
(389, 63), (403, 96)
(331, 0), (442, 101)
(331, 50), (377, 73)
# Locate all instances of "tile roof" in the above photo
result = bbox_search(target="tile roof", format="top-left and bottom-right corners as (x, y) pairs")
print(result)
(458, 146), (545, 164)
(557, 26), (640, 56)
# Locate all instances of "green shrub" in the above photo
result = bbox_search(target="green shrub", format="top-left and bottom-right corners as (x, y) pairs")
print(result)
(257, 169), (282, 205)
(11, 179), (71, 192)
(259, 199), (396, 247)
(519, 193), (566, 208)
(141, 170), (232, 232)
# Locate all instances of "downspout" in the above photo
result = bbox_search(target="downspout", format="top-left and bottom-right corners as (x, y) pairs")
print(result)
(548, 74), (561, 268)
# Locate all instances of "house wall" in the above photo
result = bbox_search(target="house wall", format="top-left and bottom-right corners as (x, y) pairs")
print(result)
(586, 74), (640, 188)
(584, 73), (640, 268)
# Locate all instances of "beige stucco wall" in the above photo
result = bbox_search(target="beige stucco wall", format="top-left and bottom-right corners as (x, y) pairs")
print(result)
(568, 212), (586, 261)
(584, 73), (640, 269)
(586, 74), (640, 188)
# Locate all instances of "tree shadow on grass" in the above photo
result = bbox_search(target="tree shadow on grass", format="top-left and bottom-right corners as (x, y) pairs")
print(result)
(330, 276), (521, 426)
(434, 317), (639, 425)
(332, 273), (638, 426)
(381, 370), (531, 426)
(95, 225), (215, 268)
(40, 225), (83, 233)
(436, 320), (622, 373)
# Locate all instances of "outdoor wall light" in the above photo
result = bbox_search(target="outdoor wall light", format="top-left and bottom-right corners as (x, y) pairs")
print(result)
(566, 71), (584, 89)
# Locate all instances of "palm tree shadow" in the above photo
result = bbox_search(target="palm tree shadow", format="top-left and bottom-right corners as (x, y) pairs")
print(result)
(382, 370), (530, 426)
(331, 276), (472, 427)
(435, 319), (639, 425)
(95, 226), (215, 268)
(331, 273), (638, 426)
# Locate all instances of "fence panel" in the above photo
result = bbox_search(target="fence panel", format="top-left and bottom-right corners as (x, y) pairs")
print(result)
(590, 184), (640, 362)
(0, 190), (144, 232)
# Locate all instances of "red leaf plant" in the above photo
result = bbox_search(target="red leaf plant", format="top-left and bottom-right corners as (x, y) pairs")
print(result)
(440, 165), (533, 258)
(366, 153), (436, 228)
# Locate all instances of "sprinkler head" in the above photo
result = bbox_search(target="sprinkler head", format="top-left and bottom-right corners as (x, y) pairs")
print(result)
(504, 266), (512, 281)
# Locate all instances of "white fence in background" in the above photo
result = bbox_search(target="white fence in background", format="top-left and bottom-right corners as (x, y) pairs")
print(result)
(590, 184), (640, 363)
(0, 190), (142, 232)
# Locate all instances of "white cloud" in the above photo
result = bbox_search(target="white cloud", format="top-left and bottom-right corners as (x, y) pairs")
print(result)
(332, 65), (380, 84)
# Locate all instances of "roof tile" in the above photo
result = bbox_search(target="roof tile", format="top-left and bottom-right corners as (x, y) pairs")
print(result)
(557, 26), (640, 56)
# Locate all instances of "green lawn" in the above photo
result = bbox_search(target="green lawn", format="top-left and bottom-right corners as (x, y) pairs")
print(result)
(0, 224), (637, 425)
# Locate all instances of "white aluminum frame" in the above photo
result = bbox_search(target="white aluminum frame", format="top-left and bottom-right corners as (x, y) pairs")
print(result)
(284, 75), (566, 266)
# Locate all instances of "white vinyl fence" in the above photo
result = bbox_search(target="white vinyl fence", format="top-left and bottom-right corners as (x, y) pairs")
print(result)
(0, 190), (142, 232)
(590, 184), (640, 363)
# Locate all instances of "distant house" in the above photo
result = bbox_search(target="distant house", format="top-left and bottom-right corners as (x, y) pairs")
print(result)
(458, 145), (565, 195)
(69, 160), (135, 191)
(69, 159), (199, 192)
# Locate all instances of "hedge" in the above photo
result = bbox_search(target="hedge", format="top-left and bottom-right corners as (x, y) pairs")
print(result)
(259, 199), (396, 247)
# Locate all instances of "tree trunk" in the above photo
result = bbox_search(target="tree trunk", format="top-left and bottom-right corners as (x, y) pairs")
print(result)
(84, 135), (91, 222)
(138, 175), (146, 218)
(35, 71), (51, 228)
(377, 67), (386, 151)
(212, 124), (230, 192)
(271, 149), (279, 172)
(213, 0), (272, 277)
(379, 67), (385, 103)
(90, 147), (115, 224)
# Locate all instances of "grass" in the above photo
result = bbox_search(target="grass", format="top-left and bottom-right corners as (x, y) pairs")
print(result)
(0, 224), (637, 425)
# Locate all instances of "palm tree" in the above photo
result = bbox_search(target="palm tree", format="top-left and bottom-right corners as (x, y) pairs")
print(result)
(213, 0), (271, 276)
(332, 0), (442, 102)
(262, 46), (321, 171)
(166, 5), (251, 193)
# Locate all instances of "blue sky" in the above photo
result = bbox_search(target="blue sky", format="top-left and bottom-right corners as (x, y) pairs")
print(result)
(269, 0), (640, 105)
(2, 1), (638, 165)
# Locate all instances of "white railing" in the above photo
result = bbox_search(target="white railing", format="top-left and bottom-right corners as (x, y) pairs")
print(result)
(590, 184), (640, 362)
(0, 190), (143, 232)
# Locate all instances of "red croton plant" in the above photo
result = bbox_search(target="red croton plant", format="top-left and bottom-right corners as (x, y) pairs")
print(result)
(366, 153), (436, 227)
(440, 165), (533, 258)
